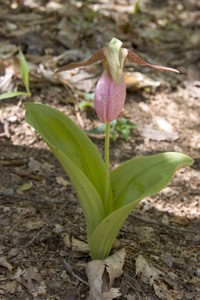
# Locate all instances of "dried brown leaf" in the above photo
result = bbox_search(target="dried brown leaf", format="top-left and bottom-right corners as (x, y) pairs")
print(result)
(0, 257), (13, 271)
(86, 248), (126, 300)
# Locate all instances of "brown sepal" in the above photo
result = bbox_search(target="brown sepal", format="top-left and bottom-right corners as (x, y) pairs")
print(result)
(55, 48), (105, 73)
(127, 50), (179, 73)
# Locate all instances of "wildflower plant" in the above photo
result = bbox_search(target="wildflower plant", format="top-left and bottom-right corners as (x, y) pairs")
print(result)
(0, 48), (31, 100)
(25, 38), (193, 260)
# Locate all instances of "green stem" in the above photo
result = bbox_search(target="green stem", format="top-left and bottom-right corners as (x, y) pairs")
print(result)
(105, 122), (110, 174)
(104, 122), (112, 213)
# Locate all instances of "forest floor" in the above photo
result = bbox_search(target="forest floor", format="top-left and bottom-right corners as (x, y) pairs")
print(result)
(0, 0), (200, 299)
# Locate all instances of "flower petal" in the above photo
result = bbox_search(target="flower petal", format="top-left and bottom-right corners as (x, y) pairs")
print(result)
(127, 50), (180, 73)
(55, 49), (105, 73)
(103, 47), (128, 84)
(94, 72), (126, 123)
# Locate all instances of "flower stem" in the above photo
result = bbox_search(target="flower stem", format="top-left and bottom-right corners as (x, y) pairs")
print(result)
(105, 122), (110, 175)
(104, 122), (112, 213)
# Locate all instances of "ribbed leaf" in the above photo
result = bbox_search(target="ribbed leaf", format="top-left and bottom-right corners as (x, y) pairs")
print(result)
(89, 203), (136, 259)
(0, 91), (30, 100)
(111, 152), (193, 209)
(89, 152), (193, 259)
(18, 48), (30, 94)
(25, 103), (112, 212)
(48, 145), (105, 239)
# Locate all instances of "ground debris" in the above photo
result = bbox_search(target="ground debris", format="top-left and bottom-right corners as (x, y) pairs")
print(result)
(86, 248), (126, 300)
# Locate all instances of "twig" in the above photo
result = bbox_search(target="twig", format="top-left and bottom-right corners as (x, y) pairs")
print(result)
(131, 214), (200, 234)
(62, 259), (88, 286)
(0, 192), (65, 204)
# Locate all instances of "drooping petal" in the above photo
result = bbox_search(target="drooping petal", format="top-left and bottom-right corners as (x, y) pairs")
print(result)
(94, 72), (126, 123)
(55, 48), (105, 73)
(127, 50), (180, 73)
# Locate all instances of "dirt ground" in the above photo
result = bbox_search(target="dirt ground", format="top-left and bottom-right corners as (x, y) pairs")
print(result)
(0, 0), (200, 299)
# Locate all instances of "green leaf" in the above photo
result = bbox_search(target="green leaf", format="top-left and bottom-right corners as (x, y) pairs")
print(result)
(18, 48), (30, 94)
(18, 182), (33, 192)
(89, 203), (134, 259)
(48, 145), (105, 239)
(78, 100), (93, 110)
(0, 49), (31, 101)
(86, 119), (137, 142)
(86, 120), (118, 136)
(120, 128), (130, 141)
(25, 103), (112, 213)
(111, 152), (193, 209)
(0, 91), (31, 100)
(86, 123), (106, 134)
(89, 152), (193, 259)
(133, 0), (141, 14)
(117, 118), (137, 129)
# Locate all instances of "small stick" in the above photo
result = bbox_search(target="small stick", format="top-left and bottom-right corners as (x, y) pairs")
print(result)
(132, 214), (199, 234)
(62, 259), (88, 286)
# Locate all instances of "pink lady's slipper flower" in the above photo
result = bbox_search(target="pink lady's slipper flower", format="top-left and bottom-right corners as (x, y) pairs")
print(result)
(56, 38), (179, 123)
